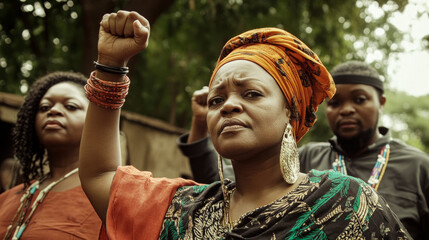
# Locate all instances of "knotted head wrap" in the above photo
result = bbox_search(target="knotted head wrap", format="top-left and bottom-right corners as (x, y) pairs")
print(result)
(209, 28), (336, 142)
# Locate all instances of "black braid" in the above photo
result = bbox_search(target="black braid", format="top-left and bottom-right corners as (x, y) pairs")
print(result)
(12, 71), (87, 187)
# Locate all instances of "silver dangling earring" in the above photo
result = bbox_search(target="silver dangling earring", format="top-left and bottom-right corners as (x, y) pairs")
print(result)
(280, 123), (299, 184)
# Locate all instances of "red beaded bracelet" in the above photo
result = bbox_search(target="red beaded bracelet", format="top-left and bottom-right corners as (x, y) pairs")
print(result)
(85, 71), (130, 110)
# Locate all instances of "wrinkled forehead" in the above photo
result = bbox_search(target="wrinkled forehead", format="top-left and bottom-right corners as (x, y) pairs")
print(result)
(209, 60), (280, 94)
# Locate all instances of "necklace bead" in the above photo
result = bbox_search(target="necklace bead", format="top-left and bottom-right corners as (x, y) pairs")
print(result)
(3, 168), (78, 240)
(332, 142), (390, 190)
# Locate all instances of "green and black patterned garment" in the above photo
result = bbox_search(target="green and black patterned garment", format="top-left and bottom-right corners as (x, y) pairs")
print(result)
(160, 170), (410, 240)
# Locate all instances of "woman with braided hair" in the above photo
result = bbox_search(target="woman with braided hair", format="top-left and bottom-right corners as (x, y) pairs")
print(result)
(79, 11), (411, 239)
(0, 72), (101, 239)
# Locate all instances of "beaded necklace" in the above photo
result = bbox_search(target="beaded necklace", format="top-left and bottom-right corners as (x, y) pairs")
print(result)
(3, 168), (78, 240)
(332, 143), (390, 190)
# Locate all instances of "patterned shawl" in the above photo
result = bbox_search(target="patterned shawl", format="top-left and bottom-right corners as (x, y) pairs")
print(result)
(159, 170), (410, 239)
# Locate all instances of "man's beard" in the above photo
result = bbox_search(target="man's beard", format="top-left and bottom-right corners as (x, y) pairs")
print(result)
(336, 127), (377, 156)
(335, 113), (380, 156)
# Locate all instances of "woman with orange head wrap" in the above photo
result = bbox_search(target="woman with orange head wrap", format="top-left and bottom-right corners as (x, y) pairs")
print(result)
(79, 11), (411, 239)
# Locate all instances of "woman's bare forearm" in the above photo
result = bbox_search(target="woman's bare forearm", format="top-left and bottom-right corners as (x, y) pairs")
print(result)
(79, 10), (150, 223)
(79, 101), (121, 222)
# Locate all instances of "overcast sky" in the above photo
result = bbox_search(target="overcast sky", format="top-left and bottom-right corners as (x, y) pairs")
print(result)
(385, 0), (429, 97)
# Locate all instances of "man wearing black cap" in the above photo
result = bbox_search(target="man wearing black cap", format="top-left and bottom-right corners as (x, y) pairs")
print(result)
(299, 61), (429, 239)
(177, 61), (429, 239)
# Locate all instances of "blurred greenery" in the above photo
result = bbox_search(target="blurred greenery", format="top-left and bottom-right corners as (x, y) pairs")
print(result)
(382, 90), (429, 152)
(1, 0), (428, 153)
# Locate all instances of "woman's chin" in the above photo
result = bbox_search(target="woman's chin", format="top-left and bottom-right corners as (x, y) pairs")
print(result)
(216, 144), (252, 160)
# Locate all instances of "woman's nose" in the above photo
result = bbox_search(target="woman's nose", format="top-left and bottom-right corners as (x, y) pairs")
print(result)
(47, 104), (63, 117)
(221, 96), (243, 116)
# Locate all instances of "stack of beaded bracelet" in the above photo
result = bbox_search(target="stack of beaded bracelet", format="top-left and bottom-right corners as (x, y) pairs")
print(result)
(85, 71), (130, 110)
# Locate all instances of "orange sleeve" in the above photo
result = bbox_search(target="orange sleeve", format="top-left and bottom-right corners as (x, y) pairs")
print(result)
(101, 166), (197, 240)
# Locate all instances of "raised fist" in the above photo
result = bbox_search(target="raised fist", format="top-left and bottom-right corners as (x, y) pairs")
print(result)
(97, 11), (150, 67)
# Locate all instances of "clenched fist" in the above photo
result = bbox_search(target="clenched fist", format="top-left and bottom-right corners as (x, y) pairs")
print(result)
(97, 11), (150, 67)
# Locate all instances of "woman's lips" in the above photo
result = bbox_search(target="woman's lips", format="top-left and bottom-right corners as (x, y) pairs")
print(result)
(221, 124), (245, 134)
(219, 118), (247, 135)
(44, 120), (64, 130)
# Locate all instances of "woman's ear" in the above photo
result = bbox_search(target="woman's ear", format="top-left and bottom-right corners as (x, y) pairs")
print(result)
(285, 106), (291, 120)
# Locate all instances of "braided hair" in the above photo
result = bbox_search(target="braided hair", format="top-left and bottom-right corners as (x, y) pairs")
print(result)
(12, 71), (87, 186)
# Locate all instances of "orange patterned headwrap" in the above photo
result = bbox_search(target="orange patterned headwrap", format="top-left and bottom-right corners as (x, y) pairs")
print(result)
(209, 28), (335, 142)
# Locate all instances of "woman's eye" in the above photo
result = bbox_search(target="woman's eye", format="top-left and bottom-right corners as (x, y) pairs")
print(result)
(244, 91), (262, 98)
(208, 97), (224, 107)
(39, 105), (50, 112)
(65, 104), (78, 111)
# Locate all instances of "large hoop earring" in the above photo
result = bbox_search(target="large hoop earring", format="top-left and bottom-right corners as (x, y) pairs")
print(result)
(280, 123), (299, 184)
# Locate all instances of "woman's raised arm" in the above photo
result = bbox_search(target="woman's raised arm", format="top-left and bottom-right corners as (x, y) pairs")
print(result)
(79, 10), (150, 223)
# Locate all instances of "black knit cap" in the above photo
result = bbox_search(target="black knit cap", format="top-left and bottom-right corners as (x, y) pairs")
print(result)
(332, 74), (384, 94)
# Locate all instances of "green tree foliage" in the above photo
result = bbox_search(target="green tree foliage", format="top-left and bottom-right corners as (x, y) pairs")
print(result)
(0, 0), (176, 93)
(383, 90), (429, 153)
(0, 0), (83, 93)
